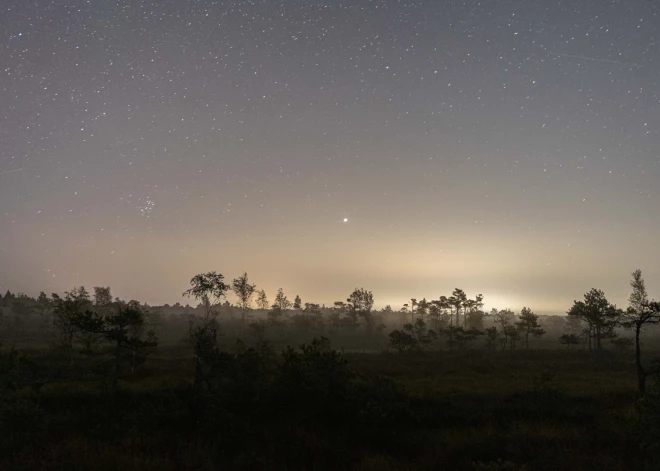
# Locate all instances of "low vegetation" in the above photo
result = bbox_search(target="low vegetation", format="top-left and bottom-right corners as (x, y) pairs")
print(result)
(1, 270), (659, 470)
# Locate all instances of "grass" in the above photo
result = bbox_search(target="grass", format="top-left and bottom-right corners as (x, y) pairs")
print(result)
(0, 344), (656, 470)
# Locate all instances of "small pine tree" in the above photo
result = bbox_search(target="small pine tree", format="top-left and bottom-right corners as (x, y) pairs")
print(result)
(515, 307), (545, 348)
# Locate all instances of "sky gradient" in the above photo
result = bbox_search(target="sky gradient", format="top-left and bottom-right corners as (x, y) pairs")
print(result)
(1, 0), (659, 313)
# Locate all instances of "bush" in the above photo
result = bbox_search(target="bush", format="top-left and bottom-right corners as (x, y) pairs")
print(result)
(389, 329), (417, 352)
(273, 337), (353, 422)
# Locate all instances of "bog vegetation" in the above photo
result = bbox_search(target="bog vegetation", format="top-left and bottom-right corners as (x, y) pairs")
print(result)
(1, 270), (660, 470)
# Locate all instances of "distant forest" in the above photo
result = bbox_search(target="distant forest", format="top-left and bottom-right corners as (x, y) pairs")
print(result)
(1, 269), (659, 394)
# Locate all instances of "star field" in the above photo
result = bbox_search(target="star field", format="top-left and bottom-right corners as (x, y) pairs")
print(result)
(1, 0), (659, 312)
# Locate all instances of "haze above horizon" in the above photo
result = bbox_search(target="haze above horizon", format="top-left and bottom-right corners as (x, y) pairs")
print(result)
(1, 0), (659, 313)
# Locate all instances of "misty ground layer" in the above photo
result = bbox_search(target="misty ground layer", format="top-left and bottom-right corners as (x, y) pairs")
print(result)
(2, 345), (657, 471)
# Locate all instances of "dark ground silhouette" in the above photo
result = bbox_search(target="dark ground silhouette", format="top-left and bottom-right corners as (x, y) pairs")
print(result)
(1, 270), (660, 470)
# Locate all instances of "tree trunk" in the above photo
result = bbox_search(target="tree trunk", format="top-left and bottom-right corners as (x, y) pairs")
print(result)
(638, 373), (647, 397)
(635, 323), (646, 396)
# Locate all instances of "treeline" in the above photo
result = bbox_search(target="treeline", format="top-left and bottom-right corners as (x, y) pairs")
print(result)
(1, 270), (659, 395)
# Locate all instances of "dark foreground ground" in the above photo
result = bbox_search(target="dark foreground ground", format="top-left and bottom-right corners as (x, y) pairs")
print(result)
(2, 344), (659, 471)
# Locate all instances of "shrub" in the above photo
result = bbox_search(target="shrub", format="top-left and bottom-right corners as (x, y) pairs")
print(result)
(273, 337), (353, 422)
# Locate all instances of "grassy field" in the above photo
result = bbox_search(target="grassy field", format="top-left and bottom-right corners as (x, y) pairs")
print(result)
(1, 344), (657, 471)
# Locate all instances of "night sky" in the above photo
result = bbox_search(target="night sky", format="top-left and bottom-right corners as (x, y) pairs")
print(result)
(1, 0), (659, 312)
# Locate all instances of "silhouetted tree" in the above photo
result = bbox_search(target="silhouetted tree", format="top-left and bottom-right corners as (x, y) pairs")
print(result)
(505, 324), (522, 350)
(256, 289), (269, 310)
(516, 307), (545, 348)
(409, 318), (437, 349)
(232, 272), (257, 329)
(464, 293), (485, 329)
(429, 300), (450, 331)
(567, 289), (621, 351)
(441, 326), (482, 351)
(347, 288), (375, 331)
(389, 328), (417, 352)
(417, 298), (429, 322)
(327, 302), (343, 331)
(463, 299), (475, 328)
(559, 333), (580, 348)
(268, 288), (291, 332)
(466, 309), (486, 331)
(474, 294), (484, 312)
(620, 270), (660, 396)
(408, 298), (417, 322)
(128, 308), (159, 374)
(428, 302), (440, 328)
(36, 292), (51, 328)
(273, 288), (292, 311)
(93, 286), (113, 307)
(493, 309), (516, 351)
(293, 295), (302, 310)
(182, 272), (229, 402)
(451, 288), (467, 326)
(304, 303), (325, 331)
(485, 326), (499, 350)
(71, 305), (157, 391)
(51, 287), (92, 363)
(71, 286), (90, 301)
(389, 318), (437, 352)
(78, 287), (113, 353)
(78, 320), (103, 355)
